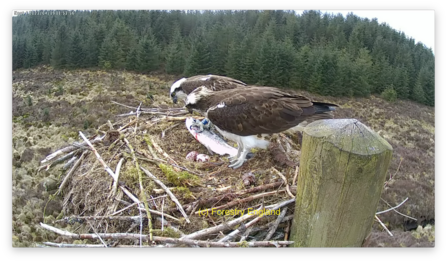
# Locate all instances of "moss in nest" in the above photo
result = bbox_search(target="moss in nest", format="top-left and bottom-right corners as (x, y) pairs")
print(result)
(238, 241), (249, 247)
(152, 227), (181, 238)
(173, 186), (194, 200)
(159, 163), (201, 187)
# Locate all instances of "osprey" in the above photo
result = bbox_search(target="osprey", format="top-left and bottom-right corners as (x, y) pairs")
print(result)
(170, 75), (246, 104)
(185, 86), (338, 169)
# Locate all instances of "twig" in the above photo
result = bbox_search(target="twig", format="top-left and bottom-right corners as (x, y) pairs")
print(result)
(79, 131), (116, 180)
(41, 136), (102, 164)
(57, 151), (87, 194)
(379, 198), (417, 221)
(376, 197), (409, 215)
(39, 150), (79, 171)
(134, 102), (142, 135)
(39, 223), (293, 247)
(87, 220), (108, 248)
(194, 189), (286, 215)
(42, 242), (105, 248)
(271, 167), (294, 198)
(124, 138), (153, 241)
(148, 136), (179, 167)
(375, 215), (393, 237)
(161, 123), (180, 139)
(140, 167), (190, 223)
(264, 207), (288, 241)
(119, 186), (180, 222)
(112, 158), (125, 196)
(184, 199), (295, 240)
(292, 166), (299, 186)
(110, 203), (138, 216)
(218, 205), (266, 243)
(384, 157), (404, 186)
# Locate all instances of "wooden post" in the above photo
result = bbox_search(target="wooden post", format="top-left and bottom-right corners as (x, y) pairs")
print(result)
(290, 119), (393, 247)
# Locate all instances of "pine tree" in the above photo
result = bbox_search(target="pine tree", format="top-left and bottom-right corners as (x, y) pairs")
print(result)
(165, 26), (185, 75)
(137, 33), (160, 72)
(126, 46), (139, 71)
(68, 30), (85, 68)
(51, 23), (69, 68)
(99, 35), (123, 69)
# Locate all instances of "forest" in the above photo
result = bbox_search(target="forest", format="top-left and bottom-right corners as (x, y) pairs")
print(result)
(12, 10), (435, 106)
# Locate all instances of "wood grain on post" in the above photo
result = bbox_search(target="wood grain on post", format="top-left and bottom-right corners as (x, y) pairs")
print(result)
(290, 119), (393, 247)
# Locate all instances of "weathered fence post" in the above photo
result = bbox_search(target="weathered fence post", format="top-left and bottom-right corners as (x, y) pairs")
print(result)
(290, 119), (393, 247)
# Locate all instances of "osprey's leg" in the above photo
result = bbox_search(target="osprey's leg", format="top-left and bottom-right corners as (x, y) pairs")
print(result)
(228, 148), (249, 169)
(228, 142), (242, 162)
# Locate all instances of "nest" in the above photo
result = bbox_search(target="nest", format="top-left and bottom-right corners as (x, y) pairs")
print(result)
(38, 102), (302, 248)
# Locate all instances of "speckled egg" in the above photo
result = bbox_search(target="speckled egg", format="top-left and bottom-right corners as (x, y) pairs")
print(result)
(196, 154), (210, 162)
(186, 151), (199, 161)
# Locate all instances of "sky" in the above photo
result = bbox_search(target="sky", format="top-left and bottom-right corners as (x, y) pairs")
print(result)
(11, 8), (436, 52)
(300, 10), (435, 51)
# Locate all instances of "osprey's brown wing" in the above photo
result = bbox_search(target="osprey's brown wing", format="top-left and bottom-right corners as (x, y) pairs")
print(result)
(206, 87), (327, 136)
(181, 75), (246, 94)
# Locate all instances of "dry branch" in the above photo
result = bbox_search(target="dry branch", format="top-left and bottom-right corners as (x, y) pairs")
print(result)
(264, 207), (288, 241)
(271, 167), (294, 198)
(41, 136), (102, 164)
(184, 198), (295, 240)
(39, 223), (293, 247)
(57, 151), (87, 194)
(119, 186), (180, 222)
(79, 131), (116, 180)
(140, 167), (190, 223)
(194, 189), (287, 215)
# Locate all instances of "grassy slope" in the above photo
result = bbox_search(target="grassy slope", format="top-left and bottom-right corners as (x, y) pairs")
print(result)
(12, 66), (434, 247)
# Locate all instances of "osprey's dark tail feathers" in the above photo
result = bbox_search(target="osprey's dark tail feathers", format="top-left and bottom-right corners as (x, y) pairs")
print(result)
(313, 102), (338, 114)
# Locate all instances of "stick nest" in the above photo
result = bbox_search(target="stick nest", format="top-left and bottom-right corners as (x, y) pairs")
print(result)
(39, 104), (302, 247)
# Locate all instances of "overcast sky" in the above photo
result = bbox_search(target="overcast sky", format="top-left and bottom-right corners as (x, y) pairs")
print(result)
(303, 10), (435, 51)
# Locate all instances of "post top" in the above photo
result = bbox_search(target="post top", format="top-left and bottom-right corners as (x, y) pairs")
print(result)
(304, 119), (393, 155)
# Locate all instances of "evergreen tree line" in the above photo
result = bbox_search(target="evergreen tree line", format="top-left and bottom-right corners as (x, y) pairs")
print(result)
(12, 10), (435, 106)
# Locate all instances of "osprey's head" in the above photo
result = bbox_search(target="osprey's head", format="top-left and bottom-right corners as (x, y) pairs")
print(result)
(185, 86), (212, 114)
(169, 78), (187, 104)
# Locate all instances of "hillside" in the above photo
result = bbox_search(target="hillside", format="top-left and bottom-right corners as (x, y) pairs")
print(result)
(12, 66), (434, 247)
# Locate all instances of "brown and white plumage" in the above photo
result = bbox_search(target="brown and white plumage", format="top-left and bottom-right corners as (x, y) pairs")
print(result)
(185, 86), (338, 168)
(170, 75), (246, 104)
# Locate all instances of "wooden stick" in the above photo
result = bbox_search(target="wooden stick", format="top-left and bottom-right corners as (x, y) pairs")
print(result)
(379, 198), (417, 221)
(39, 223), (293, 247)
(161, 123), (180, 138)
(218, 208), (265, 243)
(140, 167), (190, 223)
(119, 186), (180, 222)
(148, 136), (179, 167)
(39, 150), (79, 171)
(194, 189), (286, 215)
(184, 199), (295, 240)
(264, 207), (288, 241)
(41, 136), (102, 164)
(375, 215), (393, 237)
(79, 131), (116, 180)
(124, 138), (153, 240)
(111, 158), (124, 196)
(292, 166), (299, 186)
(57, 151), (87, 194)
(376, 197), (409, 215)
(271, 167), (294, 198)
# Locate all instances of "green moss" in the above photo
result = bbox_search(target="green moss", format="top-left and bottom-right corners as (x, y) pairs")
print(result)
(174, 186), (194, 199)
(159, 163), (201, 187)
(151, 227), (181, 238)
(238, 241), (249, 247)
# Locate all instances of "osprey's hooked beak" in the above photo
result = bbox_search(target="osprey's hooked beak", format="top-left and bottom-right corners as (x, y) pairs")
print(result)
(171, 92), (178, 104)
